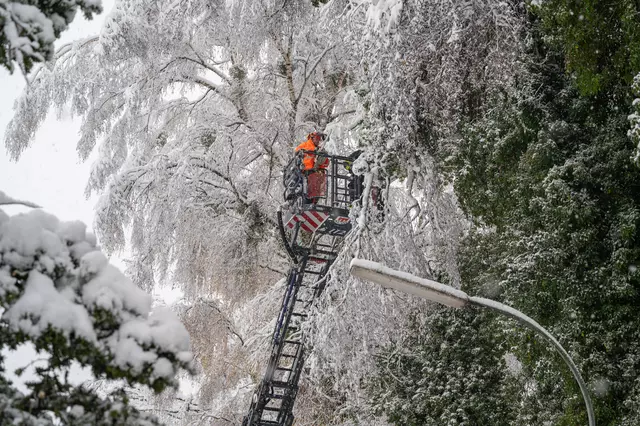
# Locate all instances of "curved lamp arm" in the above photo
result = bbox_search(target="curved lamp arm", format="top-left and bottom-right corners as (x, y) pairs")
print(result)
(469, 296), (595, 426)
(349, 258), (595, 426)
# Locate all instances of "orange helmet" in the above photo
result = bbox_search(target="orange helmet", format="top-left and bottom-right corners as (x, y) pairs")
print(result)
(307, 132), (326, 145)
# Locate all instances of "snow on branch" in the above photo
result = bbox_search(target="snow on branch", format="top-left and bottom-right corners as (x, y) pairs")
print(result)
(0, 207), (194, 401)
(0, 190), (40, 208)
(0, 0), (102, 74)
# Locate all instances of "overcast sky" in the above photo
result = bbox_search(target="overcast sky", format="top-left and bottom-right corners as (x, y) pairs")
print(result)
(0, 0), (115, 224)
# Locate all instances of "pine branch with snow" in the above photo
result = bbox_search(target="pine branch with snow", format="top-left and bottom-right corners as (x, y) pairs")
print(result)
(0, 202), (193, 424)
(0, 0), (102, 74)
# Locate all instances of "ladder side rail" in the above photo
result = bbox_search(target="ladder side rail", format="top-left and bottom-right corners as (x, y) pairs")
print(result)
(272, 269), (298, 345)
(277, 209), (299, 264)
(277, 346), (305, 425)
(245, 258), (310, 426)
(267, 257), (308, 367)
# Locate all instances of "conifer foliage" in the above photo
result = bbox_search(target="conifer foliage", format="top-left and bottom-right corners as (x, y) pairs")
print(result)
(0, 192), (193, 424)
(0, 0), (102, 73)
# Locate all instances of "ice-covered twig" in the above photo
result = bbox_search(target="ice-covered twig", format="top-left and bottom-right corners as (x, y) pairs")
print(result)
(405, 169), (421, 220)
(0, 190), (40, 208)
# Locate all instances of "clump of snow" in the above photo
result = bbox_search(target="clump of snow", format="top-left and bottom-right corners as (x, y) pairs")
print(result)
(365, 0), (403, 34)
(79, 251), (109, 277)
(593, 377), (610, 397)
(68, 405), (85, 417)
(0, 268), (18, 297)
(107, 307), (191, 379)
(4, 271), (97, 342)
(82, 263), (151, 316)
(58, 220), (88, 244)
(0, 210), (64, 257)
(0, 206), (193, 388)
(146, 307), (192, 355)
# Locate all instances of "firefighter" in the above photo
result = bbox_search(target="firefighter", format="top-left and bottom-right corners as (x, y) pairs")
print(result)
(293, 132), (329, 205)
(295, 132), (329, 171)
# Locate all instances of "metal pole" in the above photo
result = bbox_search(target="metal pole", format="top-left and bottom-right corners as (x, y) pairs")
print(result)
(469, 296), (595, 426)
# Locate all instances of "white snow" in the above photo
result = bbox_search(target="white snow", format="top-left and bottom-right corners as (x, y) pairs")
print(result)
(68, 404), (85, 417)
(0, 2), (55, 65)
(365, 0), (403, 33)
(152, 357), (174, 378)
(107, 307), (192, 379)
(0, 210), (63, 257)
(82, 263), (151, 316)
(0, 205), (193, 386)
(4, 271), (98, 342)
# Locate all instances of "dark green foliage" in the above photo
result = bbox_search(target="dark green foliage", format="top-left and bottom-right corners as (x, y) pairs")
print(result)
(370, 3), (640, 423)
(368, 308), (516, 426)
(531, 0), (640, 95)
(450, 19), (640, 424)
(0, 370), (161, 425)
(0, 210), (193, 424)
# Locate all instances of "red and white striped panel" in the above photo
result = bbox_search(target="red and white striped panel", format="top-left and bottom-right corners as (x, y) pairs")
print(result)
(286, 210), (329, 233)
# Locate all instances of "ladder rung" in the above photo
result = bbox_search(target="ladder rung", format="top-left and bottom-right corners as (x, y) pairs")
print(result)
(263, 406), (281, 412)
(283, 340), (301, 345)
(276, 367), (293, 371)
(313, 249), (336, 255)
(271, 380), (294, 388)
(267, 393), (284, 399)
(291, 312), (307, 317)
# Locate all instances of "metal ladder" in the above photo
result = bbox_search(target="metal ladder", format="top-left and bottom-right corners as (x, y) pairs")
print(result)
(243, 253), (335, 426)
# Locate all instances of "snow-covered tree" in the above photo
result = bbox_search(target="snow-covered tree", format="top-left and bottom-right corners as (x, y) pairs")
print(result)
(450, 18), (640, 423)
(17, 0), (640, 424)
(0, 0), (102, 74)
(0, 191), (193, 424)
(629, 73), (640, 165)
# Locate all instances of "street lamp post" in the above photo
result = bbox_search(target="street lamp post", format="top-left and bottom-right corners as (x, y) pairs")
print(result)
(349, 258), (596, 426)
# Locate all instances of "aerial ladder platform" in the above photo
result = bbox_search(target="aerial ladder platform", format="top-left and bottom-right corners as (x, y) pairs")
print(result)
(243, 152), (361, 426)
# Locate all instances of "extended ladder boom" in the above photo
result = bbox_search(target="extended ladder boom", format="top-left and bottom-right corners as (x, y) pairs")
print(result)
(244, 152), (358, 425)
(243, 257), (332, 425)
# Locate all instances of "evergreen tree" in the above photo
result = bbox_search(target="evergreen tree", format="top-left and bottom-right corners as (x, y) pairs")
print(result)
(451, 18), (640, 425)
(368, 308), (516, 426)
(530, 0), (640, 95)
(0, 195), (193, 424)
(0, 0), (102, 73)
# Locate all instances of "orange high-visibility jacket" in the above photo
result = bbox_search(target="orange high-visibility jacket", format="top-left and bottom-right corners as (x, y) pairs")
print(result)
(295, 139), (328, 170)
